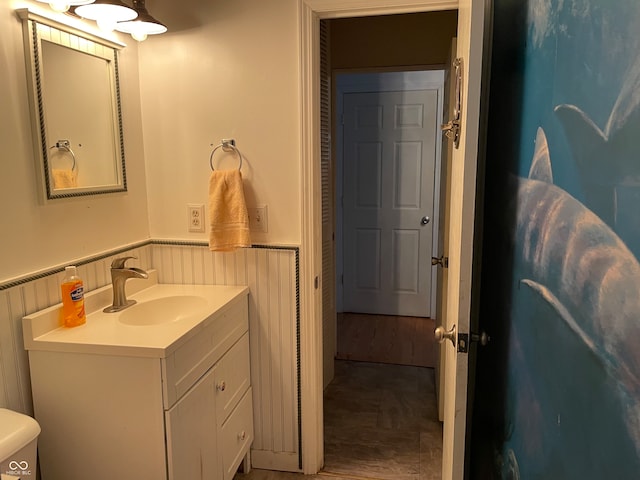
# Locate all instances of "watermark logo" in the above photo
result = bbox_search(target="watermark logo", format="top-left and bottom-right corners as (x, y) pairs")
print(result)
(5, 459), (32, 476)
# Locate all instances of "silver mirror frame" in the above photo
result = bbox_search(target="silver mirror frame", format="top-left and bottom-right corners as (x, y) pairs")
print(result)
(18, 9), (128, 200)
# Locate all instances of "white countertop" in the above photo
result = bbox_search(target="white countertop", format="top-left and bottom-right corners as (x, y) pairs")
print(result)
(22, 271), (248, 358)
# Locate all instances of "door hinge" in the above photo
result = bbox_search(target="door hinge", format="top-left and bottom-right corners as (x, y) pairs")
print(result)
(441, 57), (462, 149)
(431, 255), (449, 268)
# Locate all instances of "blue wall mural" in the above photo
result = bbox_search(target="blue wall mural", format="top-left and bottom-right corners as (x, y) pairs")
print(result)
(472, 1), (640, 478)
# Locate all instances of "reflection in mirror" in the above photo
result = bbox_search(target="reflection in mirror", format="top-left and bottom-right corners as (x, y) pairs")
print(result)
(19, 9), (127, 199)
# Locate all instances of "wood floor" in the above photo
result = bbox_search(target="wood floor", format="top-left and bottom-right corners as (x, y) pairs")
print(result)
(336, 312), (437, 368)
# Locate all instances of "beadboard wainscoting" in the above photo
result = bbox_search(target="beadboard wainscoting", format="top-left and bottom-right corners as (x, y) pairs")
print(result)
(0, 242), (301, 473)
(0, 243), (153, 413)
(152, 243), (301, 472)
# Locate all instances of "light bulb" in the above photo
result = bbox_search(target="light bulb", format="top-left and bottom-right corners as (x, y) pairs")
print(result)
(75, 2), (138, 31)
(35, 0), (96, 13)
(131, 31), (148, 42)
(49, 1), (71, 12)
(114, 1), (167, 40)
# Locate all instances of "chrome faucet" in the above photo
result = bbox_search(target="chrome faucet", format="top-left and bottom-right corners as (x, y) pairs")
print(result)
(103, 256), (149, 313)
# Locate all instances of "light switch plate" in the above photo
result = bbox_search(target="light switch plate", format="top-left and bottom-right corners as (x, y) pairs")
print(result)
(247, 205), (268, 232)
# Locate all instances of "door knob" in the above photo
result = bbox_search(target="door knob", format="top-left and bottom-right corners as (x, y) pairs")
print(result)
(434, 325), (456, 347)
(421, 216), (430, 225)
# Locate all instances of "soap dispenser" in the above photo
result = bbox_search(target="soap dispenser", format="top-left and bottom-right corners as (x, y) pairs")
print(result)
(60, 265), (86, 327)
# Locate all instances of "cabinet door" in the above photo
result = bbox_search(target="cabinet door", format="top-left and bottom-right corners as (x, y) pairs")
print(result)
(165, 366), (218, 480)
(215, 333), (251, 425)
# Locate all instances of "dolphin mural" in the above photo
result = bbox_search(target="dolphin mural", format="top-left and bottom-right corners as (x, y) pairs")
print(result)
(554, 57), (640, 243)
(512, 127), (640, 456)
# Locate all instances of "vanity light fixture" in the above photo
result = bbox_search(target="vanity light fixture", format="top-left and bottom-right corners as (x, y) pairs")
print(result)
(35, 0), (95, 14)
(114, 0), (166, 42)
(74, 0), (137, 32)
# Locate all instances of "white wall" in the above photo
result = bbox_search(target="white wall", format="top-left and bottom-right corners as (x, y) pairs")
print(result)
(1, 2), (305, 468)
(140, 0), (301, 244)
(137, 0), (301, 245)
(1, 0), (302, 282)
(0, 0), (150, 283)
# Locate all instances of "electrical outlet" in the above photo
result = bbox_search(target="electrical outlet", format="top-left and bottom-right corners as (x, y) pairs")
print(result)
(187, 204), (205, 232)
(247, 205), (268, 232)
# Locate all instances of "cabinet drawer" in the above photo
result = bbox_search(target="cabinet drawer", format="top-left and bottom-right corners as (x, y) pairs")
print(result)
(220, 388), (254, 480)
(215, 333), (251, 425)
(162, 295), (248, 409)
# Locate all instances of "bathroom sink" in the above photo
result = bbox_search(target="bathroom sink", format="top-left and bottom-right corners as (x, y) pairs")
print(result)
(22, 273), (249, 357)
(118, 295), (208, 326)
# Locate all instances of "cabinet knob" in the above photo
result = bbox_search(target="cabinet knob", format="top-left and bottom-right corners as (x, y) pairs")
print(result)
(238, 430), (246, 441)
(217, 381), (226, 392)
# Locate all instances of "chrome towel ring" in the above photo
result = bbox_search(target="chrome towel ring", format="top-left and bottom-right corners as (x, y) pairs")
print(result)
(50, 140), (76, 171)
(210, 139), (242, 171)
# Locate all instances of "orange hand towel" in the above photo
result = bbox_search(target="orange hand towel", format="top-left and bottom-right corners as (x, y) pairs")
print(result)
(52, 169), (78, 189)
(208, 170), (251, 252)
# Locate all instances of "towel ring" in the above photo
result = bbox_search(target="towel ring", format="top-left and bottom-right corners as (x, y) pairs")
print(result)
(209, 139), (242, 171)
(49, 140), (76, 171)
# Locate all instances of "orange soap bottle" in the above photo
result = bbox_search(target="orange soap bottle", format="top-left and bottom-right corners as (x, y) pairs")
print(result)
(61, 265), (86, 327)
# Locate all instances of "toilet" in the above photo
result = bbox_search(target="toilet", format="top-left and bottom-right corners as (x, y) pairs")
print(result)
(0, 409), (40, 480)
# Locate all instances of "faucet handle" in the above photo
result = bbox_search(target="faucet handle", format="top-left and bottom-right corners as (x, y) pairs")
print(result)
(110, 256), (137, 269)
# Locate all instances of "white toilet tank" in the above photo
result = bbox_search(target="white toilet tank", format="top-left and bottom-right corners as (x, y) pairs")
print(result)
(0, 409), (40, 480)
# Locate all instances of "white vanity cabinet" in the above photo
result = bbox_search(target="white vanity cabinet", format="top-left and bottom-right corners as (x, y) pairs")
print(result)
(165, 333), (253, 480)
(23, 283), (252, 480)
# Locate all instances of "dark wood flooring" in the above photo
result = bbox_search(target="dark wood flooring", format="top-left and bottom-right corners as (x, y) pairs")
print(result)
(336, 313), (437, 368)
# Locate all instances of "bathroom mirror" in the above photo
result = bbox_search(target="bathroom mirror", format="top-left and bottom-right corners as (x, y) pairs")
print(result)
(19, 9), (127, 199)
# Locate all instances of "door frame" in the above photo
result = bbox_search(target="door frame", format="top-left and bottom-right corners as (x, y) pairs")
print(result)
(299, 0), (480, 476)
(335, 71), (445, 316)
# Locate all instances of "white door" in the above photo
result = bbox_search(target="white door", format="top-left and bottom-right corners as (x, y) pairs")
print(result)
(342, 89), (438, 317)
(435, 37), (457, 423)
(440, 2), (486, 479)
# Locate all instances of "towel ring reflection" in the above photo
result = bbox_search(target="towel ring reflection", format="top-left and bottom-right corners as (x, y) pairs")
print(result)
(209, 139), (242, 171)
(49, 140), (77, 171)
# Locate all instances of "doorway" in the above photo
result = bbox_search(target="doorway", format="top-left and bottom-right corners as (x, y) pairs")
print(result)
(321, 10), (458, 384)
(320, 11), (457, 480)
(300, 1), (486, 477)
(337, 71), (443, 318)
(333, 70), (444, 370)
